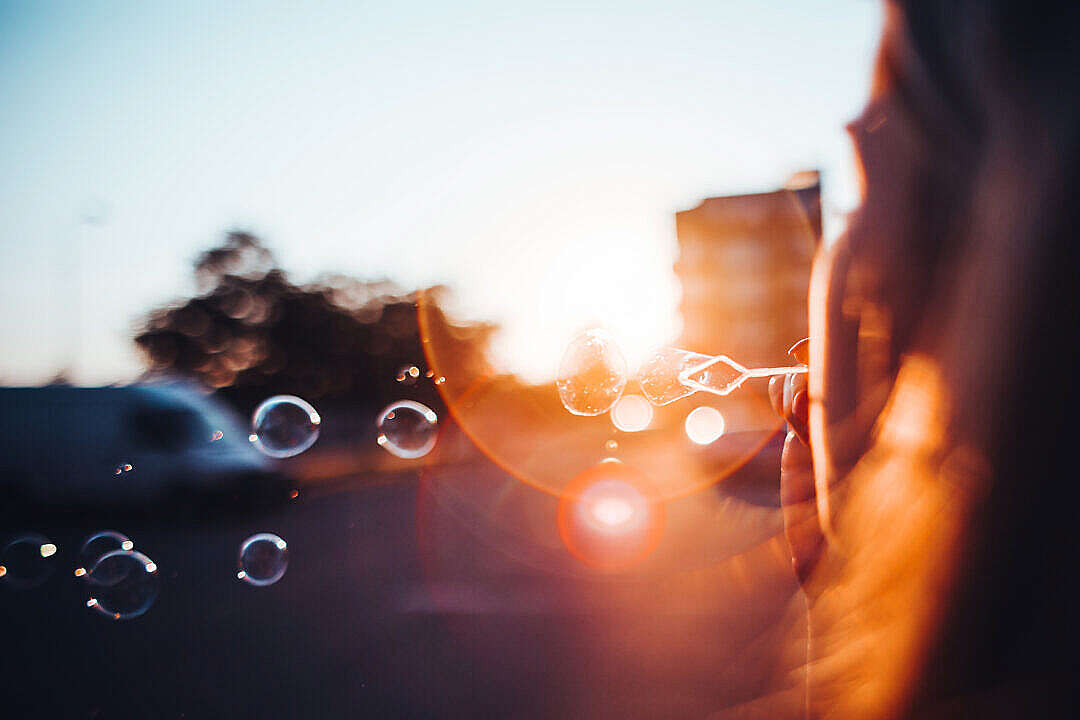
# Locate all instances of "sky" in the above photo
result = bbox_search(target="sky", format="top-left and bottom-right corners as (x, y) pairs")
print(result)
(0, 0), (882, 385)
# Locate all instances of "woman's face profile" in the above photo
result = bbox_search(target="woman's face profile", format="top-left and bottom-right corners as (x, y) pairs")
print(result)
(843, 7), (928, 267)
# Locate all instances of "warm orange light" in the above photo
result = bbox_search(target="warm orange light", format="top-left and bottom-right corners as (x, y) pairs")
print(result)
(611, 393), (653, 432)
(684, 406), (725, 445)
(557, 461), (665, 570)
(589, 496), (635, 527)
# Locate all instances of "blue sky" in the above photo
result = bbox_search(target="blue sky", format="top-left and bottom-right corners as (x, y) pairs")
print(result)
(0, 0), (881, 384)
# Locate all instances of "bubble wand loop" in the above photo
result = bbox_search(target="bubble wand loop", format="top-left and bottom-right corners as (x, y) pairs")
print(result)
(678, 356), (808, 397)
(638, 338), (809, 407)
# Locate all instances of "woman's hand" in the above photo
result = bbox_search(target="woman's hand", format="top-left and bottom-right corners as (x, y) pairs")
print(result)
(770, 370), (824, 588)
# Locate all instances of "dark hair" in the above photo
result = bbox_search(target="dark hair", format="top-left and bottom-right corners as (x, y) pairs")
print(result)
(896, 1), (1080, 714)
(813, 2), (1080, 716)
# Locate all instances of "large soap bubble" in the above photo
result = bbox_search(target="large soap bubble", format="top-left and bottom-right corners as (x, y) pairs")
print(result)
(0, 534), (58, 589)
(250, 395), (321, 458)
(86, 550), (160, 620)
(237, 533), (288, 586)
(376, 401), (439, 459)
(75, 531), (134, 578)
(556, 329), (628, 417)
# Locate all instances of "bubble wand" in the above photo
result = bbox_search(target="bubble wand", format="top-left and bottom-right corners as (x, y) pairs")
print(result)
(639, 339), (809, 406)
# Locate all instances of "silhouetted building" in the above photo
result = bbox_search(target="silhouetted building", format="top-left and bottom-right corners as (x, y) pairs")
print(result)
(674, 171), (820, 369)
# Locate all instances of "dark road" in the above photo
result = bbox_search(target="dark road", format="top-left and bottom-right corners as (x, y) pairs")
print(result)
(3, 430), (804, 720)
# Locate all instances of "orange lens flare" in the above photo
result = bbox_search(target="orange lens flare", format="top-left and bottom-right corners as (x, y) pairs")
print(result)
(557, 461), (665, 571)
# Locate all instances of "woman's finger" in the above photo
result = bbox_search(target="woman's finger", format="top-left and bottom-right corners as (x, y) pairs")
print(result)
(788, 373), (810, 444)
(780, 430), (824, 585)
(769, 375), (784, 418)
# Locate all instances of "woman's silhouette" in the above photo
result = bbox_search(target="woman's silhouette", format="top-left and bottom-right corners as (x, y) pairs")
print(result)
(766, 1), (1080, 717)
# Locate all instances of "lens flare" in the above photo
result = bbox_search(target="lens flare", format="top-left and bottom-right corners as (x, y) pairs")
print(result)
(557, 461), (665, 570)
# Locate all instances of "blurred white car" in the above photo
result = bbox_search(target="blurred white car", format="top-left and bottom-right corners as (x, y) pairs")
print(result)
(0, 382), (281, 506)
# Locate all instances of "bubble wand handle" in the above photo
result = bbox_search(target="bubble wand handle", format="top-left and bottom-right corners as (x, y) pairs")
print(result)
(742, 365), (809, 378)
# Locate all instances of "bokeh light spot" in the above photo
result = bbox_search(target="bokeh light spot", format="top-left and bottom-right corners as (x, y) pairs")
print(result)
(685, 406), (726, 445)
(610, 393), (653, 432)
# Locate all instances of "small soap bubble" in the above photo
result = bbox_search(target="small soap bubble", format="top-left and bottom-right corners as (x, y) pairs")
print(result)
(250, 395), (321, 458)
(557, 329), (628, 416)
(605, 439), (619, 452)
(75, 531), (134, 578)
(376, 401), (439, 459)
(0, 534), (58, 589)
(395, 365), (421, 386)
(86, 550), (160, 619)
(237, 533), (288, 586)
(210, 430), (223, 442)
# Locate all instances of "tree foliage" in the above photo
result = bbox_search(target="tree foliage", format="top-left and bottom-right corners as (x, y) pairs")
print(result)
(134, 232), (494, 414)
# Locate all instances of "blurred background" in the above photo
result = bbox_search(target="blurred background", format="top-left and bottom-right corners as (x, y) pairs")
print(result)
(0, 1), (881, 718)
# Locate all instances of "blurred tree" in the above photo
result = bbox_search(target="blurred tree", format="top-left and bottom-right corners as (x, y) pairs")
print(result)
(134, 232), (494, 417)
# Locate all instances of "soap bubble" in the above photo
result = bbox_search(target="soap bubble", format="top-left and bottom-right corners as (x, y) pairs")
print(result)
(250, 395), (321, 458)
(376, 400), (439, 459)
(637, 347), (713, 406)
(237, 533), (288, 586)
(395, 365), (421, 386)
(556, 329), (628, 416)
(75, 531), (134, 578)
(0, 534), (58, 589)
(685, 406), (726, 445)
(557, 462), (665, 570)
(86, 550), (160, 619)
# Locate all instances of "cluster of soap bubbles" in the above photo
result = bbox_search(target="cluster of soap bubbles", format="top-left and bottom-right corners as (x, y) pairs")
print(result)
(75, 530), (134, 577)
(249, 378), (441, 463)
(558, 331), (734, 417)
(73, 531), (159, 620)
(2, 365), (448, 624)
(85, 548), (160, 620)
(1, 529), (295, 619)
(557, 331), (735, 445)
(0, 531), (160, 620)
